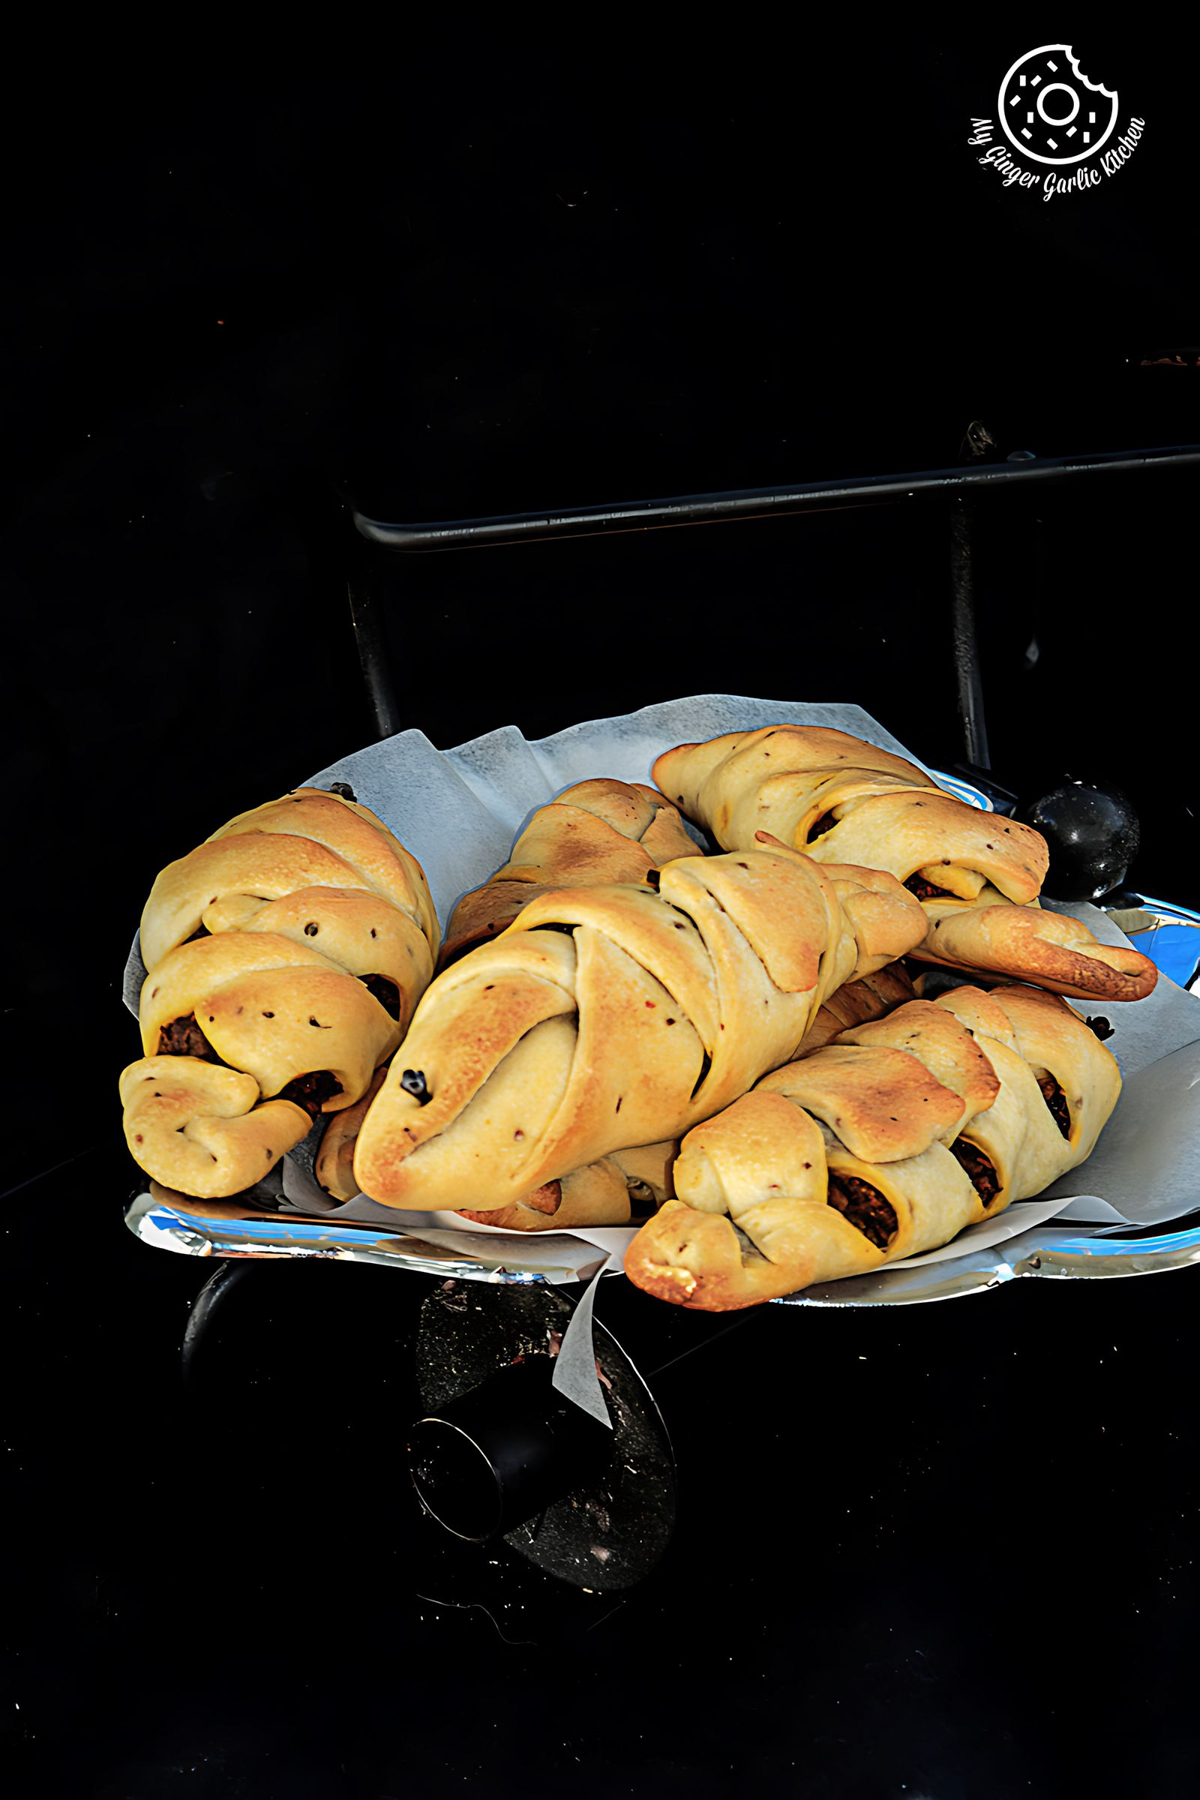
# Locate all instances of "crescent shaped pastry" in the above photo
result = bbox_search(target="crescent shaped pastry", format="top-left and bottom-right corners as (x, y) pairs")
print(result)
(654, 725), (1155, 1000)
(352, 843), (928, 1213)
(319, 1072), (679, 1229)
(625, 984), (1121, 1309)
(122, 789), (438, 1199)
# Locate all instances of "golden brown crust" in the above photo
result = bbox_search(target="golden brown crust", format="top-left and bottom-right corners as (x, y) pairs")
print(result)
(624, 984), (1121, 1309)
(911, 902), (1158, 1001)
(319, 1087), (676, 1229)
(439, 780), (697, 967)
(806, 790), (1047, 903)
(121, 1057), (312, 1199)
(654, 727), (1156, 1000)
(207, 788), (438, 948)
(832, 998), (1002, 1120)
(756, 1044), (967, 1162)
(654, 724), (1045, 901)
(126, 788), (439, 1199)
(352, 846), (928, 1214)
(456, 1159), (634, 1231)
(796, 964), (916, 1055)
(142, 788), (436, 974)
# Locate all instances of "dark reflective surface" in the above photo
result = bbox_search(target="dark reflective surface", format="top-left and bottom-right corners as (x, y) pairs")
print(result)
(6, 1150), (1200, 1793)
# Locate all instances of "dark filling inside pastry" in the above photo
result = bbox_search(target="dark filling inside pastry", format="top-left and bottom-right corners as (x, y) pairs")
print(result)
(361, 973), (401, 1019)
(949, 1138), (1002, 1205)
(827, 1173), (899, 1248)
(279, 1070), (343, 1115)
(1037, 1072), (1072, 1139)
(808, 810), (839, 841)
(183, 925), (211, 944)
(624, 1177), (658, 1220)
(158, 1013), (217, 1060)
(905, 875), (956, 902)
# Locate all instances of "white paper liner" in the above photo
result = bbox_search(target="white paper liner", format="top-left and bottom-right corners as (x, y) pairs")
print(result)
(121, 695), (1200, 1367)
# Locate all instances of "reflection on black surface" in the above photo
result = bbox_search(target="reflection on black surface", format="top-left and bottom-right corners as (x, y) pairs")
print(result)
(6, 1149), (1200, 1794)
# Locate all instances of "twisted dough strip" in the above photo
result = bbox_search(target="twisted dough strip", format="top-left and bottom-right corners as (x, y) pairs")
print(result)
(625, 983), (1121, 1309)
(123, 789), (438, 1199)
(352, 841), (928, 1213)
(440, 778), (698, 967)
(654, 725), (1156, 1001)
(323, 783), (915, 1229)
(319, 1071), (676, 1230)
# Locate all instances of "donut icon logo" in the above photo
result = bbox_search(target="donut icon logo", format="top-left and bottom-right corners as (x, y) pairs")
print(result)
(998, 45), (1119, 165)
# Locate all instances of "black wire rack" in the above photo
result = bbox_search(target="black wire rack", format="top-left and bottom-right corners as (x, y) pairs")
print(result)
(346, 441), (1200, 768)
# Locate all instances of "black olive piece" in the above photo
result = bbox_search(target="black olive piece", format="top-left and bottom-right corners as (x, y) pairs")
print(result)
(1085, 1016), (1115, 1041)
(401, 1068), (433, 1105)
(326, 781), (358, 802)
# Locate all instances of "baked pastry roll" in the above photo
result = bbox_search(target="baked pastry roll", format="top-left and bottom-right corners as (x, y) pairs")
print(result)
(440, 778), (698, 967)
(654, 725), (1156, 1000)
(122, 789), (438, 1198)
(322, 1066), (680, 1228)
(352, 842), (928, 1214)
(625, 984), (1121, 1309)
(429, 786), (914, 1229)
(318, 1066), (677, 1229)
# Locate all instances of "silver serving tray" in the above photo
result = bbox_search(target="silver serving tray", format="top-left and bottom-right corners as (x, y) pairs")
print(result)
(123, 1188), (1200, 1308)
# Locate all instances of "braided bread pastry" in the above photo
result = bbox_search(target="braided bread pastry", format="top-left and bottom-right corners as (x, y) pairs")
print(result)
(319, 1066), (676, 1228)
(322, 784), (914, 1229)
(625, 983), (1121, 1309)
(440, 778), (698, 967)
(352, 841), (928, 1213)
(654, 725), (1156, 1001)
(122, 789), (438, 1198)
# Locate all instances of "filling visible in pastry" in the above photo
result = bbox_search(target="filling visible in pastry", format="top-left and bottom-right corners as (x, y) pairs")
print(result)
(1036, 1072), (1072, 1139)
(625, 1177), (658, 1220)
(522, 1181), (561, 1216)
(807, 810), (839, 841)
(456, 1182), (561, 1225)
(904, 875), (956, 902)
(361, 973), (401, 1019)
(157, 1013), (217, 1060)
(949, 1137), (1002, 1206)
(279, 1070), (343, 1115)
(826, 1173), (899, 1249)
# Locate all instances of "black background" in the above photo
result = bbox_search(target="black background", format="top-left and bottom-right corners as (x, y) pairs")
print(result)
(4, 30), (1198, 1797)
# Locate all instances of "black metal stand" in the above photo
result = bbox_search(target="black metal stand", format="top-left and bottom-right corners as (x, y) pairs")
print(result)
(346, 440), (1200, 754)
